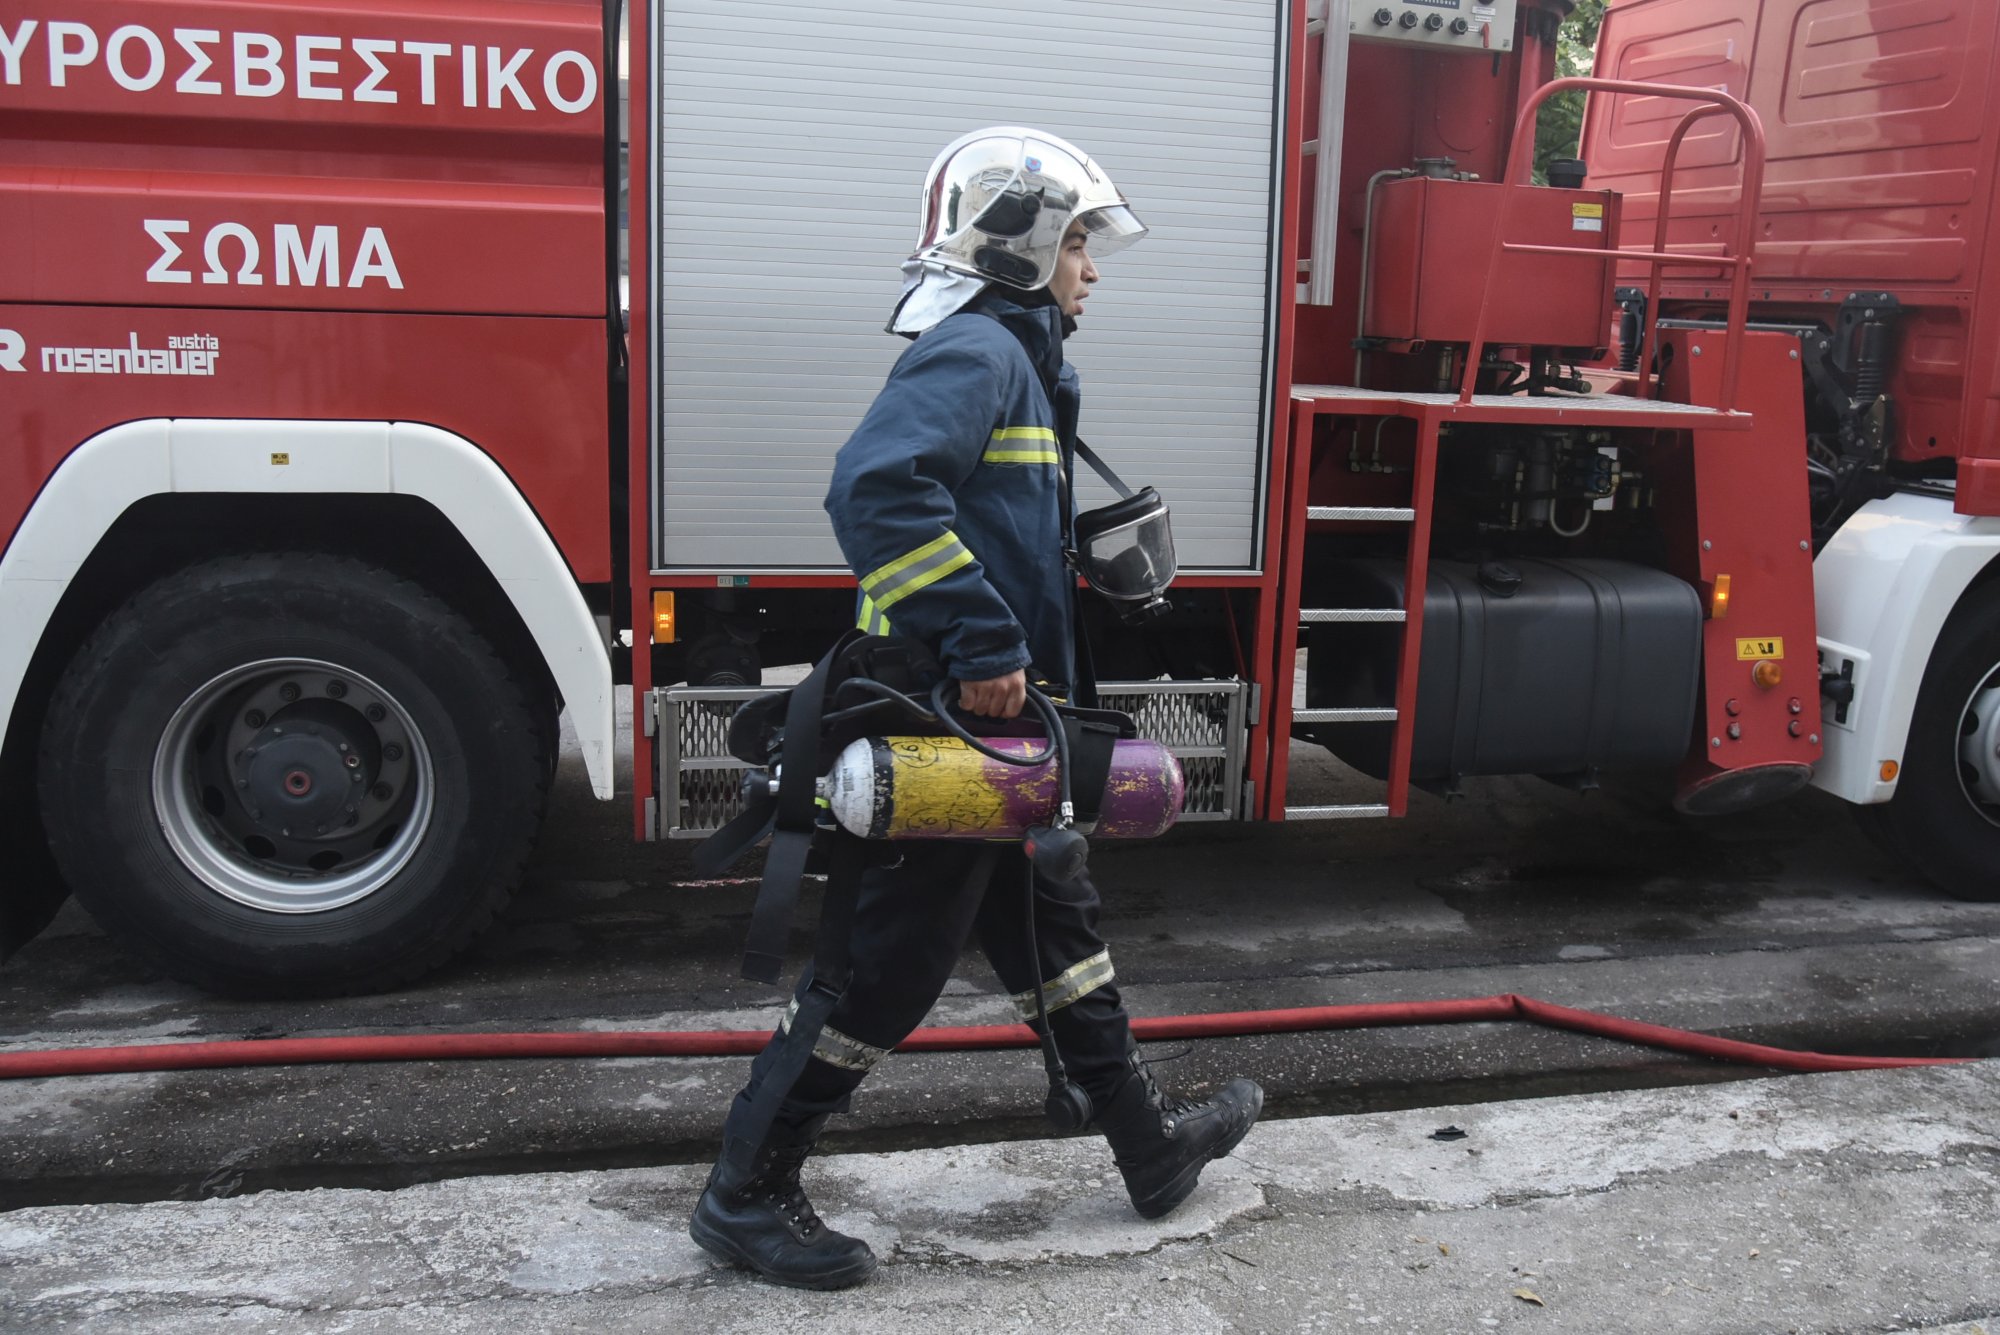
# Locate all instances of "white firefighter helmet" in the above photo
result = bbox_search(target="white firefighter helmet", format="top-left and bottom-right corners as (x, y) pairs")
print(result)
(889, 127), (1147, 333)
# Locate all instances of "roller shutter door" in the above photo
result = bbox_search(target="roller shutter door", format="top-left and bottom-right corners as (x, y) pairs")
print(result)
(648, 0), (1285, 571)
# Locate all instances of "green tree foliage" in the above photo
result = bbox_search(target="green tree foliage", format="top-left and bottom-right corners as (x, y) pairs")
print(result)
(1535, 0), (1609, 180)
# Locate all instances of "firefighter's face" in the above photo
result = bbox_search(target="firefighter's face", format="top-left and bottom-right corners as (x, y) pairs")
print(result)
(1049, 221), (1100, 320)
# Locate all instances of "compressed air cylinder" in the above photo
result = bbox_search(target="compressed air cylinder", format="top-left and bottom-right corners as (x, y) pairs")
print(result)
(819, 735), (1184, 841)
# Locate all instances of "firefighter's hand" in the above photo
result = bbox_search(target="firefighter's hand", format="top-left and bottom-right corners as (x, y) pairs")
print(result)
(957, 670), (1027, 720)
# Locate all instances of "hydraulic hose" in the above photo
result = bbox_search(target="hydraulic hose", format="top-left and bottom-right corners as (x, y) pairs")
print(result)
(0, 992), (1968, 1081)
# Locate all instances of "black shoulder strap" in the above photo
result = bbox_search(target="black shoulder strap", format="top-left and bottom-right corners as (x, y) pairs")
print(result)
(721, 831), (869, 1173)
(1062, 718), (1121, 831)
(1071, 595), (1101, 710)
(691, 798), (776, 879)
(722, 835), (989, 1173)
(737, 639), (844, 983)
(1073, 437), (1136, 499)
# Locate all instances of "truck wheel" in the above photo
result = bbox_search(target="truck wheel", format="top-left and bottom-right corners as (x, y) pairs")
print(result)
(37, 553), (552, 996)
(1874, 582), (2000, 902)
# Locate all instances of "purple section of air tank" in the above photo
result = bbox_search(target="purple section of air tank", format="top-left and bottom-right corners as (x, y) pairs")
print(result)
(880, 737), (1184, 840)
(1086, 739), (1186, 838)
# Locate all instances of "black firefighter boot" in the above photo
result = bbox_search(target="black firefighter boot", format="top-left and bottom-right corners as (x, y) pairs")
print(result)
(1095, 1049), (1265, 1220)
(688, 1113), (878, 1290)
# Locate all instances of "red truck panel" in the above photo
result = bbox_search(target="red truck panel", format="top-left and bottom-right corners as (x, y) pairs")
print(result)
(1585, 0), (2000, 486)
(0, 1), (606, 315)
(0, 0), (611, 576)
(1364, 176), (1619, 350)
(0, 305), (608, 580)
(1295, 31), (1546, 388)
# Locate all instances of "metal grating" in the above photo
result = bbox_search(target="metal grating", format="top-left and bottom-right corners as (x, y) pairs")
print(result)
(1179, 754), (1231, 820)
(680, 763), (755, 834)
(654, 679), (1251, 838)
(676, 696), (743, 758)
(1096, 689), (1231, 751)
(1294, 707), (1398, 724)
(1307, 506), (1415, 522)
(1286, 803), (1392, 819)
(1300, 608), (1406, 624)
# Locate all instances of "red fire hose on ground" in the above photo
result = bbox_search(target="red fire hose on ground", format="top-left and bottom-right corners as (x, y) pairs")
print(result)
(0, 992), (1969, 1081)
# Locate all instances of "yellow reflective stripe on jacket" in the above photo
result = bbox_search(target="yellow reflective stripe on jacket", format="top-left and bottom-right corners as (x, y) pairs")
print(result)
(984, 425), (1059, 465)
(856, 594), (893, 636)
(859, 531), (975, 611)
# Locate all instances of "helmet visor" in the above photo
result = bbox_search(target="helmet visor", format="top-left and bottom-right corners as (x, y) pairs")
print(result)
(1079, 203), (1148, 259)
(912, 128), (1146, 291)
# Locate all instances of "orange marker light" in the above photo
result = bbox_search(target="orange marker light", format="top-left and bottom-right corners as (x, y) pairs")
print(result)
(1751, 659), (1783, 688)
(652, 591), (677, 644)
(1709, 573), (1732, 620)
(1880, 760), (1900, 783)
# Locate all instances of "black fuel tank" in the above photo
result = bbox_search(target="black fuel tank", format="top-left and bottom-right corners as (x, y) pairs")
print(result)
(1301, 557), (1701, 784)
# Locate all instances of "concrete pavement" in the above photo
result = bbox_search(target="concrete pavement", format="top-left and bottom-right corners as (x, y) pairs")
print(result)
(4, 1062), (1997, 1333)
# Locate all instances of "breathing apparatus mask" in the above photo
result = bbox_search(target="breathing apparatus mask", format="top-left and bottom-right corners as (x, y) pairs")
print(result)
(1067, 437), (1177, 625)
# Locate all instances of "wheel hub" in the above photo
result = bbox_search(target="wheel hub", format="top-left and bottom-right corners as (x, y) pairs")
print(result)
(153, 659), (433, 913)
(1955, 678), (2000, 818)
(235, 699), (377, 834)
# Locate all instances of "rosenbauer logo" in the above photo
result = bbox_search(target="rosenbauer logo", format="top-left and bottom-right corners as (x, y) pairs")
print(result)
(0, 330), (224, 377)
(0, 19), (599, 114)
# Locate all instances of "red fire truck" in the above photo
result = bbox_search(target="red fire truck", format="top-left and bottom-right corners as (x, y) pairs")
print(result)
(3, 0), (1993, 996)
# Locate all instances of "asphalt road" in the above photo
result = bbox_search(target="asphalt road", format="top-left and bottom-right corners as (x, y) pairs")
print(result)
(3, 703), (1998, 1209)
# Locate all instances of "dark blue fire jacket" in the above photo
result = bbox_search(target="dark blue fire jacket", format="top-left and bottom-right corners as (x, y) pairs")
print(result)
(824, 291), (1079, 689)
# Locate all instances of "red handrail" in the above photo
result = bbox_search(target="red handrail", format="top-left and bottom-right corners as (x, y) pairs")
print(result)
(1457, 78), (1768, 412)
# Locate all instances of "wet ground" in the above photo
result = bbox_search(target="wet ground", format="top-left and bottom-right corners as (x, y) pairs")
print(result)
(2, 706), (1998, 1209)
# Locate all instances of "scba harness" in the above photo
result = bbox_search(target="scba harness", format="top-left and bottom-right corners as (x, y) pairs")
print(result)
(694, 633), (1183, 1147)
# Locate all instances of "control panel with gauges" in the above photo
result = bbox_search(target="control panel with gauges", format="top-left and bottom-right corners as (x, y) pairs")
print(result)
(1351, 0), (1516, 52)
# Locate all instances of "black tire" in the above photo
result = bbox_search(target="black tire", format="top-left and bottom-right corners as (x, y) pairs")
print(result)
(1873, 581), (2000, 901)
(37, 553), (552, 996)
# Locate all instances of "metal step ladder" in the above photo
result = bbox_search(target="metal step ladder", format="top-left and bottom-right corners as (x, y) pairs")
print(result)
(1278, 0), (1418, 821)
(1286, 509), (1408, 820)
(1272, 414), (1442, 822)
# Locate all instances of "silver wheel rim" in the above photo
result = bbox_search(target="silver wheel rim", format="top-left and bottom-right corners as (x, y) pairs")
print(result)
(1954, 669), (2000, 828)
(152, 657), (436, 913)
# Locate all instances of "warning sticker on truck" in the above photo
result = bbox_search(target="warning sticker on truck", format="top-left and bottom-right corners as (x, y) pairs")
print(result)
(1736, 638), (1785, 660)
(1572, 202), (1604, 233)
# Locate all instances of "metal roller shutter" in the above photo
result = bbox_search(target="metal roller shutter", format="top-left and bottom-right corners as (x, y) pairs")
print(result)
(648, 0), (1285, 571)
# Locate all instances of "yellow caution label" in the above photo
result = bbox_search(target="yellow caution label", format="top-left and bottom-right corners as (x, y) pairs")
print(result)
(269, 452), (290, 466)
(1736, 637), (1784, 660)
(1572, 203), (1605, 219)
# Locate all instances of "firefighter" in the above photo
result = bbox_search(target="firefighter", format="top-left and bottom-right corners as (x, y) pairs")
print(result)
(688, 128), (1264, 1291)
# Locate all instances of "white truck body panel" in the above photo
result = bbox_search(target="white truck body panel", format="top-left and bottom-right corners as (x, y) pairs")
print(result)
(0, 419), (616, 799)
(1810, 490), (2000, 805)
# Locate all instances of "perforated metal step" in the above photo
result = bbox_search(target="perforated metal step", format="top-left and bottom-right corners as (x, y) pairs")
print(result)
(1299, 608), (1405, 624)
(1284, 804), (1392, 819)
(1293, 707), (1397, 723)
(1307, 506), (1415, 522)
